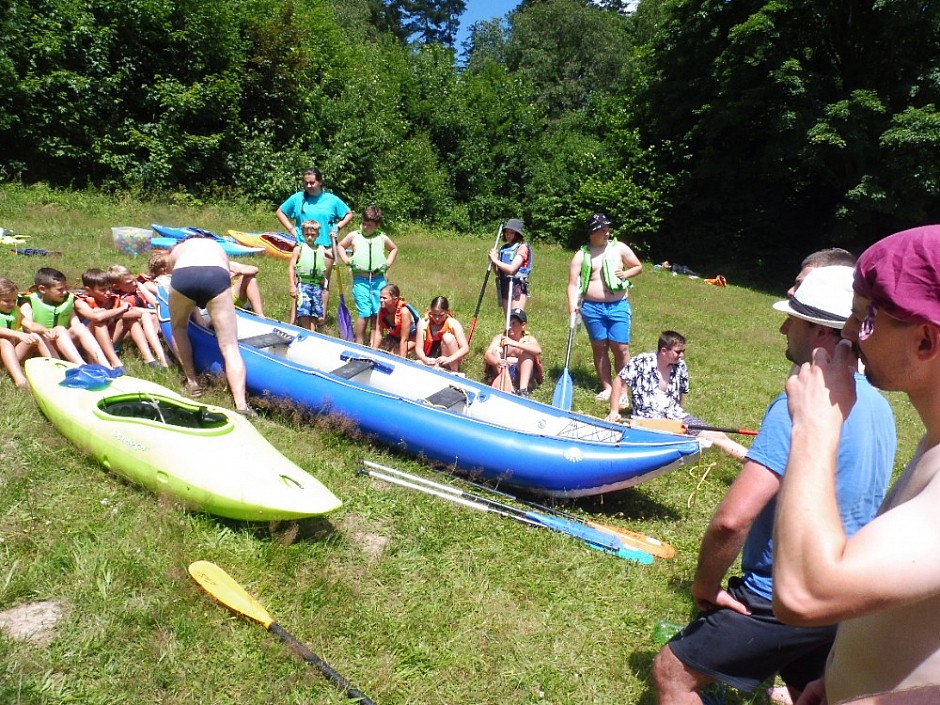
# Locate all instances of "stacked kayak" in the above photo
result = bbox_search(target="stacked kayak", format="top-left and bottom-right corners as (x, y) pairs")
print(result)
(156, 290), (702, 497)
(150, 224), (264, 257)
(25, 357), (341, 520)
(228, 229), (296, 259)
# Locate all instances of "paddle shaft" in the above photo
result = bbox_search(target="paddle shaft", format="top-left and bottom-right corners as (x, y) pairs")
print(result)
(421, 465), (676, 560)
(631, 417), (758, 437)
(188, 561), (376, 704)
(467, 224), (504, 345)
(331, 229), (354, 341)
(361, 461), (624, 553)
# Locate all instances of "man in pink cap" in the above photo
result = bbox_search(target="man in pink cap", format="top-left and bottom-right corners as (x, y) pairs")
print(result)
(774, 225), (940, 704)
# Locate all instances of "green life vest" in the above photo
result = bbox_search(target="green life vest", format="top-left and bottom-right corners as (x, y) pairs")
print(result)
(296, 244), (328, 285)
(0, 308), (17, 330)
(580, 239), (631, 295)
(350, 232), (387, 274)
(28, 291), (74, 328)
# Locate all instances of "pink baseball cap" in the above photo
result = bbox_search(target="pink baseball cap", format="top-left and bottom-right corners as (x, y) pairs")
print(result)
(854, 225), (940, 326)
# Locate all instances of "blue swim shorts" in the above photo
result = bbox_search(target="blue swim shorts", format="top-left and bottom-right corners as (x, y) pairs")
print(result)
(580, 298), (632, 344)
(296, 281), (325, 320)
(352, 274), (386, 318)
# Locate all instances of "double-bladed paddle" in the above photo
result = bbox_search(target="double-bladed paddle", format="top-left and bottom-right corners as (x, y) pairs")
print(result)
(359, 460), (653, 564)
(188, 560), (376, 704)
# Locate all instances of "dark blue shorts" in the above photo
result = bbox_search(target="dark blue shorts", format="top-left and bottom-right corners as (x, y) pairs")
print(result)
(171, 266), (231, 308)
(666, 577), (836, 692)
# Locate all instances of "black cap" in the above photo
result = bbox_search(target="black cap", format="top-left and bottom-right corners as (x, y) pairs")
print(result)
(587, 213), (612, 233)
(509, 308), (527, 323)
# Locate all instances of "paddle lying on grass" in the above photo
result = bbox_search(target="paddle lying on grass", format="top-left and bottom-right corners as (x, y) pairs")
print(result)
(467, 224), (503, 346)
(422, 464), (676, 560)
(359, 460), (653, 564)
(552, 311), (577, 410)
(188, 560), (376, 705)
(630, 417), (758, 436)
(331, 230), (354, 342)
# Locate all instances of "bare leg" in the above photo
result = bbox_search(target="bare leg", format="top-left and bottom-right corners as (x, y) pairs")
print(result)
(50, 326), (86, 364)
(168, 289), (200, 391)
(205, 290), (249, 411)
(232, 275), (264, 317)
(321, 263), (333, 318)
(125, 319), (156, 364)
(590, 338), (613, 393)
(354, 315), (367, 345)
(517, 354), (534, 391)
(93, 323), (124, 368)
(140, 311), (169, 366)
(368, 315), (381, 348)
(0, 339), (27, 387)
(70, 319), (113, 368)
(440, 333), (462, 372)
(652, 644), (714, 704)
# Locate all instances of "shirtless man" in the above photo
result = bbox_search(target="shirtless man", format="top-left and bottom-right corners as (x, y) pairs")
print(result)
(167, 236), (253, 416)
(774, 225), (940, 704)
(566, 213), (643, 401)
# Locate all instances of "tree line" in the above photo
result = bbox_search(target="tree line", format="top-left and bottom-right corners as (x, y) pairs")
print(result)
(1, 0), (938, 280)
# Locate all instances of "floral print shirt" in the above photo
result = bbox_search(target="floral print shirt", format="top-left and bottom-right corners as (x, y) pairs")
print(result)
(618, 352), (689, 419)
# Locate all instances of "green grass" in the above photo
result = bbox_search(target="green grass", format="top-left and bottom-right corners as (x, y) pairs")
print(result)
(0, 183), (922, 704)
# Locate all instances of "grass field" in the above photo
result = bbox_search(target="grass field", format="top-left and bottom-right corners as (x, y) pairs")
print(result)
(0, 183), (922, 704)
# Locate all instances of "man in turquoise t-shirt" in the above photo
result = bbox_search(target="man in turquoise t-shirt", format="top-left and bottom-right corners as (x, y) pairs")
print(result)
(275, 167), (353, 247)
(651, 265), (896, 705)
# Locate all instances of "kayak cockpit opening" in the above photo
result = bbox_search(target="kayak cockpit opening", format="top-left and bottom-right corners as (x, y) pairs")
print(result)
(98, 394), (230, 430)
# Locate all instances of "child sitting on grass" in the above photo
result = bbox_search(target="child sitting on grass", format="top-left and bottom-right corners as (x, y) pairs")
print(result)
(107, 264), (169, 368)
(73, 268), (160, 369)
(19, 267), (112, 367)
(0, 277), (49, 387)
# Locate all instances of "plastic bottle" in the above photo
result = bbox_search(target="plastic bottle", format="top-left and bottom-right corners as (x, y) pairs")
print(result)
(652, 620), (684, 645)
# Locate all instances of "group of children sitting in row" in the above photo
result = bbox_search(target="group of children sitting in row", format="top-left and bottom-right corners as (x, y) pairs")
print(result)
(0, 261), (175, 387)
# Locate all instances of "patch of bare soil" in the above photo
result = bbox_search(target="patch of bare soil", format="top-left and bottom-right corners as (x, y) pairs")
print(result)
(340, 514), (389, 563)
(0, 599), (69, 646)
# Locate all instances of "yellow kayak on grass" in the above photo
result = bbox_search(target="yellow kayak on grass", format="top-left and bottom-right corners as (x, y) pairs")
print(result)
(227, 229), (296, 259)
(25, 357), (341, 521)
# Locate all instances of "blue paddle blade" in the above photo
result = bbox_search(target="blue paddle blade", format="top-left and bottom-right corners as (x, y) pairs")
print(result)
(525, 511), (622, 552)
(552, 371), (573, 410)
(337, 295), (354, 341)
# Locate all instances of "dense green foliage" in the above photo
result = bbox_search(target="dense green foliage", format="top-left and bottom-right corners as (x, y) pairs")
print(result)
(2, 0), (940, 279)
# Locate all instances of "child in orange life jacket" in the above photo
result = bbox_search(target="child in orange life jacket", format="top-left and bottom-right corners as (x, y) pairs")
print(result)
(19, 267), (111, 367)
(376, 284), (418, 357)
(335, 206), (398, 347)
(0, 277), (50, 387)
(289, 220), (334, 332)
(488, 218), (532, 313)
(483, 308), (543, 397)
(415, 295), (470, 373)
(74, 267), (157, 369)
(107, 264), (169, 368)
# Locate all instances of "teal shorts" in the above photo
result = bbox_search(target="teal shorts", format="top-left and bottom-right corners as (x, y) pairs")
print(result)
(352, 274), (386, 317)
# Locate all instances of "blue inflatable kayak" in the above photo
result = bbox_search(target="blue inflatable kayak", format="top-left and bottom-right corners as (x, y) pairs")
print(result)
(157, 289), (702, 498)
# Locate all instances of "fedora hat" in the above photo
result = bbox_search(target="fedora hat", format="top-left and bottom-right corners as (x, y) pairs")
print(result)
(772, 265), (854, 329)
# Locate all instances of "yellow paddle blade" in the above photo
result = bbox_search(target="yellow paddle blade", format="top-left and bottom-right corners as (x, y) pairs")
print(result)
(188, 560), (274, 628)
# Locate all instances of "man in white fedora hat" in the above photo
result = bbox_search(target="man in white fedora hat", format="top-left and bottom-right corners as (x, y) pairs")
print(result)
(652, 265), (896, 705)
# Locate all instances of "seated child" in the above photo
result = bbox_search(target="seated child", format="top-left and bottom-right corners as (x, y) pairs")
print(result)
(74, 268), (155, 369)
(414, 296), (469, 372)
(289, 220), (333, 332)
(482, 308), (543, 397)
(0, 277), (50, 387)
(108, 264), (169, 368)
(229, 261), (264, 316)
(376, 284), (418, 357)
(335, 206), (398, 347)
(19, 267), (112, 367)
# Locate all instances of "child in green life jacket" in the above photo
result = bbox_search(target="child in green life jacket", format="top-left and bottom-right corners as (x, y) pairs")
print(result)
(335, 205), (398, 347)
(19, 267), (112, 368)
(289, 220), (334, 332)
(0, 277), (49, 387)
